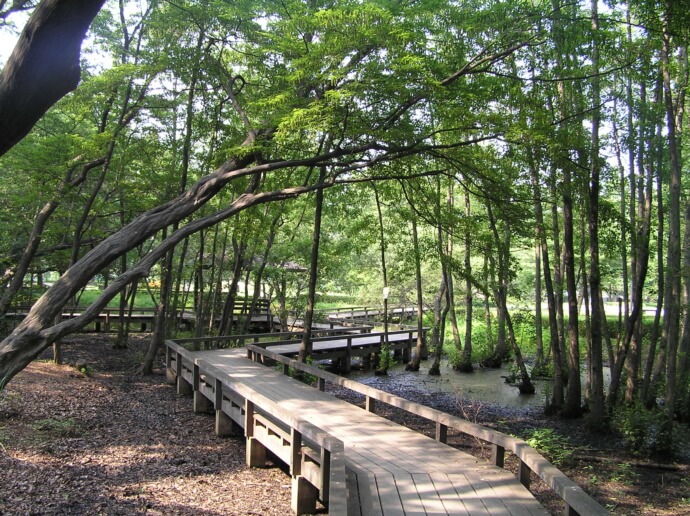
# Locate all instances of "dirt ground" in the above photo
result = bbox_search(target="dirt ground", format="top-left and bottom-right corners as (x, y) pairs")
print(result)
(0, 335), (688, 515)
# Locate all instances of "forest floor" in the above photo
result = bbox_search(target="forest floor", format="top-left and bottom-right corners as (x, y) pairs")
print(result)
(0, 335), (688, 515)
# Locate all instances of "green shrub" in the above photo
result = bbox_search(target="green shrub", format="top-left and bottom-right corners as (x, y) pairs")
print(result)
(525, 428), (573, 466)
(377, 344), (393, 373)
(613, 402), (677, 457)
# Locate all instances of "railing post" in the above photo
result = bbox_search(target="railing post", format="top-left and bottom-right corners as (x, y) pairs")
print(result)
(290, 428), (302, 476)
(317, 377), (325, 391)
(176, 354), (193, 396)
(193, 364), (212, 413)
(366, 396), (376, 413)
(402, 330), (412, 362)
(245, 400), (267, 467)
(320, 447), (331, 502)
(517, 458), (531, 488)
(214, 378), (240, 437)
(343, 337), (352, 374)
(491, 444), (505, 468)
(565, 505), (581, 516)
(435, 422), (448, 444)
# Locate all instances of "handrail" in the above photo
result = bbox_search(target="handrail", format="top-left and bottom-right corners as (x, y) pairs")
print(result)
(246, 343), (609, 516)
(170, 326), (377, 350)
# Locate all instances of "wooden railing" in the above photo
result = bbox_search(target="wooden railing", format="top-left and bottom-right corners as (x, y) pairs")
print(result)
(166, 340), (348, 515)
(246, 344), (609, 516)
(169, 326), (375, 351)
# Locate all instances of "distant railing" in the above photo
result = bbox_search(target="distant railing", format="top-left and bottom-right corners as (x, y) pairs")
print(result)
(169, 326), (375, 351)
(246, 344), (609, 516)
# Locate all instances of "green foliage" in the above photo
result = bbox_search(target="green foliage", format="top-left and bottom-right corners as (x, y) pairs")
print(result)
(609, 462), (639, 485)
(377, 344), (393, 373)
(525, 428), (573, 467)
(613, 402), (678, 457)
(511, 310), (538, 355)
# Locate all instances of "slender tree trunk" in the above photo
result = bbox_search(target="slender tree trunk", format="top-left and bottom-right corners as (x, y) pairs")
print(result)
(587, 0), (606, 429)
(660, 5), (684, 423)
(428, 277), (447, 376)
(529, 151), (564, 411)
(562, 158), (582, 417)
(299, 170), (326, 363)
(374, 186), (389, 347)
(406, 217), (425, 371)
(460, 186), (473, 372)
(487, 205), (534, 393)
(641, 150), (666, 405)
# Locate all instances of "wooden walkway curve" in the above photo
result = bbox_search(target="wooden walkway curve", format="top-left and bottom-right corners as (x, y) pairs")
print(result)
(165, 339), (608, 516)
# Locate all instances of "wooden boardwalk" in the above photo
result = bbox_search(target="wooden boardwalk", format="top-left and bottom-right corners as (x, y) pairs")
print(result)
(166, 341), (608, 515)
(253, 330), (421, 372)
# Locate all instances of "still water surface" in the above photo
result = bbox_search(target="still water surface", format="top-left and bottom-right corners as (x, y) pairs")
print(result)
(347, 358), (549, 409)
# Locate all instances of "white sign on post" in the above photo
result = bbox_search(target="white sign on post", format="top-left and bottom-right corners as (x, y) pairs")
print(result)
(383, 287), (390, 299)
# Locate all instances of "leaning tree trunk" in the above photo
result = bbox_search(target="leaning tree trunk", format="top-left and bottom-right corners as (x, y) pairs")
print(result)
(0, 0), (107, 157)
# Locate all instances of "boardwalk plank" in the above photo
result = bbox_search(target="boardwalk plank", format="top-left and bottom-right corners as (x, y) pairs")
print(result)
(428, 472), (473, 515)
(411, 473), (449, 515)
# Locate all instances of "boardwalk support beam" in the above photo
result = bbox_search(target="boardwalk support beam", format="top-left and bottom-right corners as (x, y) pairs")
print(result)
(245, 400), (267, 467)
(291, 475), (318, 515)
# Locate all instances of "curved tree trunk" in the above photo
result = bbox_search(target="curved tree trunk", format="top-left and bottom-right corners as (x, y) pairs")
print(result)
(0, 0), (106, 157)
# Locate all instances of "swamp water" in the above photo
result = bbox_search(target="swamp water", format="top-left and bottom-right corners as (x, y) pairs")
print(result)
(346, 357), (549, 410)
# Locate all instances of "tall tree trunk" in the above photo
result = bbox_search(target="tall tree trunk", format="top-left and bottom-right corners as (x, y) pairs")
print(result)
(460, 186), (473, 372)
(659, 3), (684, 423)
(427, 276), (447, 376)
(529, 151), (564, 411)
(487, 205), (534, 394)
(641, 146), (666, 405)
(562, 157), (582, 418)
(298, 170), (326, 363)
(374, 185), (389, 348)
(587, 0), (606, 429)
(406, 217), (425, 371)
